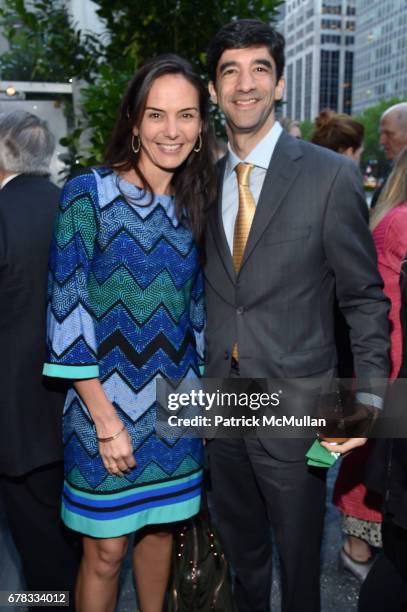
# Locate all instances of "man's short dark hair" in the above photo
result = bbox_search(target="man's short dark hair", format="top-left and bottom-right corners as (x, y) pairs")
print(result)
(207, 19), (285, 84)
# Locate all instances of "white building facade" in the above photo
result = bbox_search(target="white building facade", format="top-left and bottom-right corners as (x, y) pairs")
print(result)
(280, 0), (356, 121)
(352, 0), (407, 115)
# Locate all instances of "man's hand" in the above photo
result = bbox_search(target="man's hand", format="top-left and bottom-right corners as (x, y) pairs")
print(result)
(343, 400), (380, 437)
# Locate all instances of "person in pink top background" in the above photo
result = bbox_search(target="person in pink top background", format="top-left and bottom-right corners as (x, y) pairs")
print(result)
(370, 146), (407, 380)
(334, 146), (407, 581)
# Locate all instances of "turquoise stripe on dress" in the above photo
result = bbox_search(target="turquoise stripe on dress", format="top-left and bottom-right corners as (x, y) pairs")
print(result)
(43, 363), (100, 379)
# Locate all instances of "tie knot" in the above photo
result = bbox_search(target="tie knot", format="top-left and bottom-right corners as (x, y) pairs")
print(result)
(235, 162), (254, 187)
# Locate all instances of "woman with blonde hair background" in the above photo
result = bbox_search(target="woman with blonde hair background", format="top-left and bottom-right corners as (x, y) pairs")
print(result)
(359, 148), (407, 610)
(334, 146), (407, 580)
(370, 146), (407, 379)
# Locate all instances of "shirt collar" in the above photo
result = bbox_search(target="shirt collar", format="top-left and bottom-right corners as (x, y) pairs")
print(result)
(0, 173), (21, 189)
(225, 121), (283, 179)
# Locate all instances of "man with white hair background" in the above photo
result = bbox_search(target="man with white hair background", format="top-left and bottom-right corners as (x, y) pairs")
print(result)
(0, 111), (78, 609)
(371, 102), (407, 208)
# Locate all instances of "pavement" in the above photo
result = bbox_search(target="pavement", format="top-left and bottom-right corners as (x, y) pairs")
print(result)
(0, 461), (362, 612)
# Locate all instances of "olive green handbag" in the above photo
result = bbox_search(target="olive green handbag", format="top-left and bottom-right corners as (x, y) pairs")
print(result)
(168, 507), (234, 612)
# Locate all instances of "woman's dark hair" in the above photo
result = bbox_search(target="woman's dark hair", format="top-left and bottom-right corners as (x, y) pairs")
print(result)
(311, 110), (364, 153)
(206, 19), (285, 84)
(104, 54), (217, 244)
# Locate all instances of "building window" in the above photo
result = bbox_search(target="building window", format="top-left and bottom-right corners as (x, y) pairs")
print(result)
(322, 4), (342, 14)
(304, 53), (313, 120)
(286, 64), (294, 118)
(321, 34), (341, 44)
(319, 49), (339, 111)
(321, 19), (341, 30)
(345, 36), (354, 45)
(343, 51), (353, 114)
(295, 58), (303, 119)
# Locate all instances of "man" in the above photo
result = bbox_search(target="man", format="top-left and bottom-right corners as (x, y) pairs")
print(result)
(0, 111), (78, 607)
(371, 101), (407, 207)
(379, 102), (407, 161)
(204, 20), (390, 612)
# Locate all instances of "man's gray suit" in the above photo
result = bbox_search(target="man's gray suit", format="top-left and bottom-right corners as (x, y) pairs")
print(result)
(205, 131), (390, 611)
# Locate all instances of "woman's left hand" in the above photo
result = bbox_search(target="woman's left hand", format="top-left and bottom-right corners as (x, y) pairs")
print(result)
(320, 437), (367, 455)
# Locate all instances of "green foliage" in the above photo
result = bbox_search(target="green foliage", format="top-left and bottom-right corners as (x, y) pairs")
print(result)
(79, 64), (134, 165)
(93, 0), (283, 72)
(355, 97), (404, 163)
(299, 119), (314, 142)
(0, 0), (100, 82)
(0, 0), (283, 167)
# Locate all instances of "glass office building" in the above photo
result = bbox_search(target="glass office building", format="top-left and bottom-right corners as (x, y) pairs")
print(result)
(352, 0), (407, 114)
(280, 0), (356, 121)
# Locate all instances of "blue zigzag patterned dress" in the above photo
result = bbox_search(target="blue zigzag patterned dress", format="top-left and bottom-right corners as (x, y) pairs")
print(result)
(43, 167), (204, 538)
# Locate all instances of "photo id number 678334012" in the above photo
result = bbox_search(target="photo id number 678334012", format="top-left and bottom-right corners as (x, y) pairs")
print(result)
(0, 591), (69, 607)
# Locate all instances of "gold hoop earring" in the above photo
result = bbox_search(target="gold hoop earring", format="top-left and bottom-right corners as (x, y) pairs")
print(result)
(193, 133), (202, 153)
(131, 134), (141, 154)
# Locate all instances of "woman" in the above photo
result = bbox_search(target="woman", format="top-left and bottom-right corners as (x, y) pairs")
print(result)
(43, 54), (217, 612)
(359, 253), (407, 611)
(312, 110), (383, 578)
(311, 108), (364, 163)
(370, 147), (407, 381)
(335, 146), (407, 580)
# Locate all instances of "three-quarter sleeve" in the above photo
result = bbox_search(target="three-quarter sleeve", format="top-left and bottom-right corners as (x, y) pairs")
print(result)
(43, 172), (100, 379)
(189, 267), (205, 370)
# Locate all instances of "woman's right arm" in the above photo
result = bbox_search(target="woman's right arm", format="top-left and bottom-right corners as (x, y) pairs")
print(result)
(74, 378), (135, 476)
(43, 173), (135, 476)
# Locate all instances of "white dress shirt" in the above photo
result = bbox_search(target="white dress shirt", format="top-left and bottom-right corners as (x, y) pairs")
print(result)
(0, 174), (21, 189)
(221, 121), (283, 253)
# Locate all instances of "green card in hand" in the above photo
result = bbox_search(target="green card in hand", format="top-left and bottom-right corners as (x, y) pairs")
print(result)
(306, 439), (340, 468)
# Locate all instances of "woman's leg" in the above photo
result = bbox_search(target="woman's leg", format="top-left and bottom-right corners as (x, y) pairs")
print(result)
(76, 535), (129, 612)
(344, 535), (372, 562)
(133, 527), (173, 612)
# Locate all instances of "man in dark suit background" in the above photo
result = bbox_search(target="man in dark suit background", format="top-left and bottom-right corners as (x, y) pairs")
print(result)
(204, 21), (390, 612)
(0, 111), (78, 606)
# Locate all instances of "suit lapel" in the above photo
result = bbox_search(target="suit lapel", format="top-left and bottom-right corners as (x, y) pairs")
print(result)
(208, 157), (236, 283)
(239, 131), (303, 272)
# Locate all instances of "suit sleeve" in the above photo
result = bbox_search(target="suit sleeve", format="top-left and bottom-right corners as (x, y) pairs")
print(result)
(43, 172), (100, 379)
(0, 208), (5, 282)
(323, 158), (390, 381)
(189, 267), (205, 370)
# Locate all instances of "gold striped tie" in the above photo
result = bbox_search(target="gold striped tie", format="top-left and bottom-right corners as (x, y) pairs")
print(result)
(232, 162), (256, 362)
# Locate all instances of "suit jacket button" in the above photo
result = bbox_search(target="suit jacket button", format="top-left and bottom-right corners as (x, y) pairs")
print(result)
(224, 351), (230, 359)
(236, 306), (244, 315)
